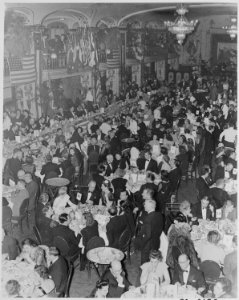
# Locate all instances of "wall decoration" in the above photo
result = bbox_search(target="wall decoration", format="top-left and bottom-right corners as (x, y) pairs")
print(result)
(15, 82), (37, 116)
(155, 60), (165, 80)
(211, 34), (237, 67)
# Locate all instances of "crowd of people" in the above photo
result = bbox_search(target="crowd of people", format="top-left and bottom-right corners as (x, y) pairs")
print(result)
(2, 72), (237, 298)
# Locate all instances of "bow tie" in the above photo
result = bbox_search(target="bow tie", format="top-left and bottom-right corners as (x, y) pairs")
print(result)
(146, 159), (150, 162)
(183, 270), (188, 273)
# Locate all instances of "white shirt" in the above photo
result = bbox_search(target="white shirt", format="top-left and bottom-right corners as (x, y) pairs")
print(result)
(219, 127), (237, 143)
(183, 266), (190, 285)
(86, 90), (93, 102)
(202, 207), (207, 220)
(53, 194), (77, 215)
(154, 108), (161, 120)
(222, 104), (229, 119)
(129, 119), (138, 135)
(86, 191), (92, 203)
(139, 100), (147, 110)
(100, 122), (112, 135)
(145, 160), (150, 171)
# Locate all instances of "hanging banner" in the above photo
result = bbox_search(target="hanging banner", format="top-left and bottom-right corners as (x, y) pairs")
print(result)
(15, 82), (37, 117)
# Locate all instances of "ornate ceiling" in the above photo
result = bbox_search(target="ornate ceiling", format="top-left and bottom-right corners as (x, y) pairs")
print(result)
(5, 2), (237, 28)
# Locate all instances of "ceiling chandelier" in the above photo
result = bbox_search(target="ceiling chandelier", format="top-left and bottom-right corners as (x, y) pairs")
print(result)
(223, 17), (237, 39)
(164, 5), (198, 45)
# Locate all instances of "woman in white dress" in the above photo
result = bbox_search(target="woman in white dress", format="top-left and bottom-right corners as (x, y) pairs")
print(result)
(140, 250), (170, 286)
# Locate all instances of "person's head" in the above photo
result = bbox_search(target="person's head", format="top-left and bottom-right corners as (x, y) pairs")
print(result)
(161, 170), (169, 182)
(5, 280), (21, 297)
(17, 169), (26, 181)
(152, 134), (158, 141)
(144, 199), (156, 213)
(48, 246), (60, 261)
(22, 238), (38, 252)
(17, 180), (26, 190)
(39, 193), (49, 205)
(207, 230), (221, 245)
(88, 180), (96, 192)
(213, 277), (232, 297)
(56, 128), (63, 136)
(95, 280), (109, 297)
(179, 200), (191, 216)
(216, 178), (225, 189)
(142, 188), (154, 201)
(225, 162), (233, 172)
(58, 186), (67, 196)
(149, 250), (163, 265)
(200, 195), (210, 208)
(119, 190), (128, 202)
(115, 152), (122, 161)
(225, 199), (234, 211)
(25, 156), (34, 165)
(34, 265), (49, 280)
(106, 154), (114, 164)
(178, 254), (190, 271)
(91, 136), (97, 145)
(146, 172), (155, 183)
(45, 154), (52, 163)
(201, 165), (211, 176)
(13, 149), (23, 160)
(144, 151), (152, 161)
(83, 212), (95, 227)
(110, 260), (122, 278)
(24, 172), (33, 183)
(59, 213), (70, 225)
(97, 163), (106, 176)
(108, 205), (117, 217)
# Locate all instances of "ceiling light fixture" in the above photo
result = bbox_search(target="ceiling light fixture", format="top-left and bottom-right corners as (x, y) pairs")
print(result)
(164, 4), (198, 45)
(223, 17), (237, 39)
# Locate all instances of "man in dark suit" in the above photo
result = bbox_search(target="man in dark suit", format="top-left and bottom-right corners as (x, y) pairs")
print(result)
(80, 180), (101, 205)
(137, 151), (158, 174)
(210, 178), (229, 209)
(196, 165), (212, 201)
(25, 172), (40, 229)
(106, 206), (129, 249)
(191, 195), (215, 222)
(109, 130), (121, 155)
(102, 260), (130, 298)
(40, 154), (61, 182)
(134, 199), (164, 264)
(173, 254), (207, 295)
(3, 148), (22, 184)
(48, 247), (68, 295)
(92, 164), (106, 190)
(51, 213), (81, 256)
(87, 136), (100, 155)
(105, 154), (116, 177)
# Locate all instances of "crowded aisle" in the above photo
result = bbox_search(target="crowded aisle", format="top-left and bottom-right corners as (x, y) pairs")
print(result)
(2, 1), (237, 299)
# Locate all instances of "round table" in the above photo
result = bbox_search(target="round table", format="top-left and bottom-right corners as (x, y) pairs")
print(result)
(87, 246), (124, 265)
(45, 177), (70, 200)
(121, 138), (138, 150)
(45, 177), (70, 187)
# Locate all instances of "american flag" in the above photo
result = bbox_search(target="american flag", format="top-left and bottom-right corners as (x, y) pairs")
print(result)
(107, 49), (120, 69)
(7, 55), (36, 85)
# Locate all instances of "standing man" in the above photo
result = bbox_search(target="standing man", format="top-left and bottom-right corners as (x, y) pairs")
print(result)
(25, 172), (39, 229)
(134, 199), (164, 264)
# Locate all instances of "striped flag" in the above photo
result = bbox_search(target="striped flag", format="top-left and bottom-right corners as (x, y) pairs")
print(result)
(107, 49), (120, 69)
(95, 76), (102, 103)
(7, 55), (36, 85)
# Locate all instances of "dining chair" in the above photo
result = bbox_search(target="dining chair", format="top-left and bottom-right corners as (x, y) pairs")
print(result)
(200, 260), (221, 292)
(57, 261), (74, 298)
(11, 198), (29, 233)
(33, 225), (42, 245)
(53, 236), (81, 267)
(118, 228), (132, 264)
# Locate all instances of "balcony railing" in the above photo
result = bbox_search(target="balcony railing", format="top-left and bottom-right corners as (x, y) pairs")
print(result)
(42, 52), (67, 70)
